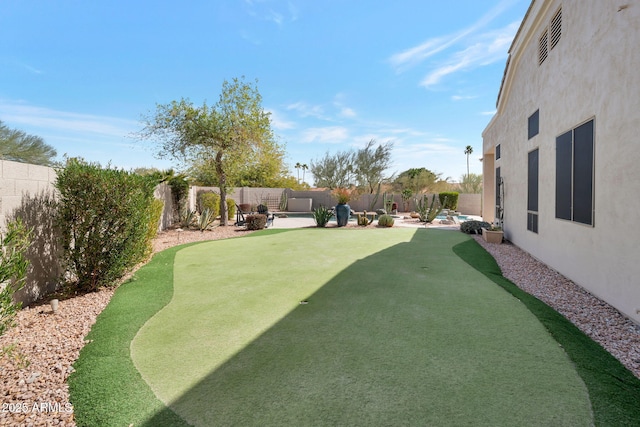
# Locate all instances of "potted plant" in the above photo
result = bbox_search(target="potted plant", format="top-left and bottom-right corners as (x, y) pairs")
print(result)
(482, 225), (504, 244)
(333, 188), (353, 227)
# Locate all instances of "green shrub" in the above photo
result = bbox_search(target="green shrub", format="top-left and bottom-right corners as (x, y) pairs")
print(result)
(460, 220), (491, 234)
(439, 192), (459, 210)
(0, 219), (31, 337)
(312, 206), (333, 228)
(198, 192), (221, 218)
(55, 159), (157, 292)
(246, 214), (267, 230)
(144, 199), (164, 258)
(227, 199), (236, 222)
(377, 214), (395, 227)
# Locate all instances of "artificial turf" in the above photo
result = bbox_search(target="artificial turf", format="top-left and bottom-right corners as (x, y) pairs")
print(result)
(68, 244), (193, 427)
(127, 228), (590, 426)
(453, 238), (640, 426)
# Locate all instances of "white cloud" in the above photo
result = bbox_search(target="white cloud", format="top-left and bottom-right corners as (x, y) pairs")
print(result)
(420, 21), (520, 88)
(286, 101), (327, 119)
(389, 0), (521, 85)
(452, 95), (478, 101)
(300, 126), (349, 143)
(0, 100), (137, 137)
(339, 107), (356, 118)
(266, 108), (296, 130)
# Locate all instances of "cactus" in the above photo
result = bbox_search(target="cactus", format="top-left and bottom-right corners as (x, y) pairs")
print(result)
(414, 194), (447, 223)
(357, 211), (374, 226)
(382, 192), (394, 213)
(279, 190), (288, 211)
(368, 183), (382, 211)
(378, 214), (395, 227)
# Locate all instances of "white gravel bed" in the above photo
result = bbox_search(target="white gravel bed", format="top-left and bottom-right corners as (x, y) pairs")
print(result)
(474, 235), (640, 379)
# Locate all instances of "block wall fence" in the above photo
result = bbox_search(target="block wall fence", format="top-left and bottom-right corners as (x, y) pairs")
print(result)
(0, 159), (481, 305)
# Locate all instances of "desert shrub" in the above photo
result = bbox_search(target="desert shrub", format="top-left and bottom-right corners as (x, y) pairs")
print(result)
(460, 220), (491, 234)
(198, 192), (220, 218)
(312, 206), (333, 227)
(227, 198), (236, 221)
(439, 192), (459, 210)
(378, 214), (395, 227)
(0, 219), (31, 337)
(55, 159), (157, 292)
(246, 214), (267, 230)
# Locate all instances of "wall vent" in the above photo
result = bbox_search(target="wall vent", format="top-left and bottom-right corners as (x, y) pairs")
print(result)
(539, 30), (549, 64)
(550, 8), (562, 49)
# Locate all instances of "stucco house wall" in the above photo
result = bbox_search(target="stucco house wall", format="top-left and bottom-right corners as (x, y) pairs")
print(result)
(482, 0), (640, 324)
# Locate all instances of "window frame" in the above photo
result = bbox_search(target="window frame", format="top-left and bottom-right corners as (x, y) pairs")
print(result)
(527, 148), (539, 233)
(555, 119), (595, 226)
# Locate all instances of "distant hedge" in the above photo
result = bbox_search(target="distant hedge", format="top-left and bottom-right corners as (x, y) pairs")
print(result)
(439, 192), (459, 210)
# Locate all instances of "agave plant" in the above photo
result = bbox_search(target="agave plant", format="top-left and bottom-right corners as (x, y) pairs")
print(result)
(197, 208), (216, 232)
(312, 205), (333, 227)
(180, 208), (197, 228)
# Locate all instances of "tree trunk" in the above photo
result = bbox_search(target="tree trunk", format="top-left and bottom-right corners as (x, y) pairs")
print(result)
(216, 152), (228, 226)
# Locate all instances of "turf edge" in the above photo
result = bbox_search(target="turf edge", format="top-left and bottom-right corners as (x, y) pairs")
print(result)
(68, 244), (195, 427)
(68, 229), (286, 427)
(452, 239), (640, 427)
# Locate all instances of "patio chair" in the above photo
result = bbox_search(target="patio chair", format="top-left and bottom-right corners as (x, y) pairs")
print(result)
(235, 202), (249, 226)
(257, 204), (276, 228)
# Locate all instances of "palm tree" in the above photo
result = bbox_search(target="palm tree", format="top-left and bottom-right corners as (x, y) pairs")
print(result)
(464, 145), (473, 179)
(295, 162), (302, 183)
(301, 163), (308, 184)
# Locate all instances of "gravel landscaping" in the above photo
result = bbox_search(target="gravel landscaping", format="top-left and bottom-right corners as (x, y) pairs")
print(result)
(0, 226), (638, 426)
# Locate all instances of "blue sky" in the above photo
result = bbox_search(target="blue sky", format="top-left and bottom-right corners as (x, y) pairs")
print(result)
(1, 0), (530, 184)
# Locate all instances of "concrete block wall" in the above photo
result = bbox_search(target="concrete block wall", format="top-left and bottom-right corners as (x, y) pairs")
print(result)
(0, 160), (57, 231)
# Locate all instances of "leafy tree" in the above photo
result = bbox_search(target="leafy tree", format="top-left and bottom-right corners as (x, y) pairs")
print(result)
(459, 173), (483, 194)
(394, 167), (441, 194)
(0, 120), (57, 166)
(353, 139), (394, 193)
(310, 149), (354, 189)
(189, 133), (287, 188)
(139, 77), (273, 225)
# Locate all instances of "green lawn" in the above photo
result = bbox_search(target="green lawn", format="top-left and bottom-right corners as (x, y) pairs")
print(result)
(69, 228), (640, 426)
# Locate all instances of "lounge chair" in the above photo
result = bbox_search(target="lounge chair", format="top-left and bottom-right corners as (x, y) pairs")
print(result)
(257, 204), (276, 228)
(235, 202), (250, 226)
